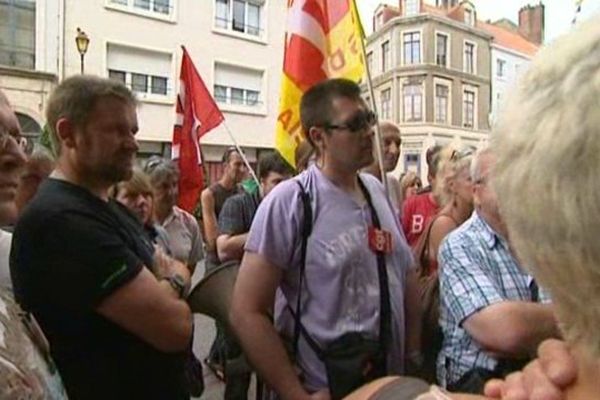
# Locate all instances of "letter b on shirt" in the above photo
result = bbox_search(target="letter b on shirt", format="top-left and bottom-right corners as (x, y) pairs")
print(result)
(411, 215), (424, 234)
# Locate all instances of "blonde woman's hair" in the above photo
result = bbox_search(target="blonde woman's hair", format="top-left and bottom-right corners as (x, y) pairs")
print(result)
(492, 18), (600, 357)
(433, 145), (474, 206)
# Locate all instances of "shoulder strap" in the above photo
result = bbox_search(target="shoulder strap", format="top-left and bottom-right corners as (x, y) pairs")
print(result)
(416, 212), (457, 277)
(357, 177), (391, 363)
(292, 180), (313, 357)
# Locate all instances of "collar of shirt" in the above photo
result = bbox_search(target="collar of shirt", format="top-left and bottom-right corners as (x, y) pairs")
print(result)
(162, 206), (183, 227)
(473, 211), (508, 251)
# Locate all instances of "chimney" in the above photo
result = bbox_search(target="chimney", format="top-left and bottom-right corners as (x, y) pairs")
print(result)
(518, 3), (545, 45)
(436, 0), (458, 9)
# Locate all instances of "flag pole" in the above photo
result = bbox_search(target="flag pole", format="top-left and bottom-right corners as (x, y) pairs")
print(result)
(221, 121), (260, 187)
(355, 0), (388, 194)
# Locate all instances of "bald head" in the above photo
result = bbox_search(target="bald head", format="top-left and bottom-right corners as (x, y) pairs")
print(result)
(0, 89), (27, 224)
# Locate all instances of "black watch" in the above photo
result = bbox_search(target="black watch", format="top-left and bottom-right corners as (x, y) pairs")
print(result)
(162, 274), (187, 299)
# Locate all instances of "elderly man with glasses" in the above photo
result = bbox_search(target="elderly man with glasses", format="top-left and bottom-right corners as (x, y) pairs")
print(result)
(230, 78), (419, 400)
(436, 148), (560, 394)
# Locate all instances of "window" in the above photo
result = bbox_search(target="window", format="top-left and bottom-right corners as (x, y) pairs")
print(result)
(403, 32), (421, 65)
(435, 84), (449, 124)
(436, 33), (448, 67)
(215, 0), (263, 37)
(367, 51), (373, 73)
(381, 41), (390, 72)
(214, 62), (263, 108)
(464, 8), (474, 26)
(403, 82), (422, 122)
(405, 0), (419, 16)
(497, 59), (506, 77)
(214, 85), (228, 102)
(404, 153), (421, 175)
(464, 42), (475, 74)
(109, 69), (127, 83)
(109, 70), (169, 95)
(109, 0), (172, 16)
(380, 89), (391, 119)
(151, 76), (168, 95)
(463, 90), (475, 128)
(0, 0), (36, 69)
(131, 73), (148, 93)
(107, 44), (172, 97)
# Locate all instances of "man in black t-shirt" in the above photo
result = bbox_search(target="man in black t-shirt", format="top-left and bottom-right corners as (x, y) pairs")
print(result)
(215, 151), (293, 400)
(10, 76), (193, 399)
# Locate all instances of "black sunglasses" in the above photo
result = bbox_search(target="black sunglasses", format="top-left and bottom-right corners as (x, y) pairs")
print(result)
(324, 110), (378, 133)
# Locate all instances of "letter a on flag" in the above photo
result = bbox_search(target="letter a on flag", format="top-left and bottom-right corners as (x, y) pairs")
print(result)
(172, 46), (224, 212)
(276, 0), (365, 168)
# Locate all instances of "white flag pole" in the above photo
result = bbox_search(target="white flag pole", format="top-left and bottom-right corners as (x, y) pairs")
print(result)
(357, 22), (388, 194)
(220, 121), (260, 187)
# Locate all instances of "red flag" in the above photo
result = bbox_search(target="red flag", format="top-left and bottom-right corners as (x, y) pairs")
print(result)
(172, 46), (224, 212)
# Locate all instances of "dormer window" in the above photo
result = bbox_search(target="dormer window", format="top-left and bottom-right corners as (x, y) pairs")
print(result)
(405, 0), (419, 16)
(464, 8), (475, 26)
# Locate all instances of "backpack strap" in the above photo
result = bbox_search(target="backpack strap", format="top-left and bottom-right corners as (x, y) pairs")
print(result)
(292, 179), (314, 357)
(357, 177), (391, 363)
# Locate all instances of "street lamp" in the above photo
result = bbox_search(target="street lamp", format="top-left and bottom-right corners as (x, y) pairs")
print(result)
(75, 27), (90, 74)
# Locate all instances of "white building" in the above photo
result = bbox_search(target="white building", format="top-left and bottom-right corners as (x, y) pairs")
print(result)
(480, 17), (540, 126)
(0, 0), (61, 142)
(1, 0), (286, 177)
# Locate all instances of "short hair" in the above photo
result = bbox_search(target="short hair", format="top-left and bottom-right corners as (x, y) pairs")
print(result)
(492, 19), (600, 357)
(426, 145), (443, 178)
(46, 75), (137, 155)
(257, 151), (294, 180)
(221, 146), (239, 164)
(300, 78), (363, 144)
(469, 147), (493, 183)
(110, 167), (153, 199)
(27, 146), (55, 169)
(144, 156), (179, 185)
(400, 171), (421, 197)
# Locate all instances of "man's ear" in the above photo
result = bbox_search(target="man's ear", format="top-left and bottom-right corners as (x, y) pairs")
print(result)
(308, 126), (325, 151)
(55, 118), (77, 150)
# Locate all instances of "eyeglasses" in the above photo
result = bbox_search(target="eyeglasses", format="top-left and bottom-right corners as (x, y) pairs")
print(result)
(0, 128), (29, 155)
(144, 156), (166, 173)
(324, 110), (377, 133)
(450, 148), (474, 161)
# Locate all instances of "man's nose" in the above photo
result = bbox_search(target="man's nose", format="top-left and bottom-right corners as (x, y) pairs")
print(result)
(1, 142), (27, 172)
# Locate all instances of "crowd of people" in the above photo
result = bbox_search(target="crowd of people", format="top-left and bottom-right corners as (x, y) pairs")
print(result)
(1, 15), (599, 400)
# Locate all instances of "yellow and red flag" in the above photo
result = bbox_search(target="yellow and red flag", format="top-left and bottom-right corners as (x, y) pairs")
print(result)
(276, 0), (365, 168)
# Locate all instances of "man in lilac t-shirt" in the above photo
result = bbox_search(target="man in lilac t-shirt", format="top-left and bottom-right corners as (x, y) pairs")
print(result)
(230, 79), (420, 400)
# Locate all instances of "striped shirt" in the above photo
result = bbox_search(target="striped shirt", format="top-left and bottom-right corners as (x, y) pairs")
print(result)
(436, 211), (549, 387)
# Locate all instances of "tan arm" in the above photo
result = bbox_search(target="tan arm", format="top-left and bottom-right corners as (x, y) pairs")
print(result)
(200, 188), (218, 253)
(230, 251), (311, 400)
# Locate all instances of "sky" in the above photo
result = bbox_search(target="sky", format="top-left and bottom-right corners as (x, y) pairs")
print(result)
(356, 0), (600, 43)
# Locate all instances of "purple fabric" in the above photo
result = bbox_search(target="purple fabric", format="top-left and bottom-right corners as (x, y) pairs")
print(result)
(245, 165), (414, 392)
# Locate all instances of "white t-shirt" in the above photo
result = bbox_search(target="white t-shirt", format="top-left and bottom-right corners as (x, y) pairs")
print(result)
(0, 229), (12, 289)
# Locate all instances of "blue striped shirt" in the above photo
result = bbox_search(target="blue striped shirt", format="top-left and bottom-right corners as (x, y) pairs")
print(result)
(436, 211), (549, 387)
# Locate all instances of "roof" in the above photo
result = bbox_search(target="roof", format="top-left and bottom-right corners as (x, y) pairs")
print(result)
(422, 3), (539, 57)
(478, 21), (539, 56)
(374, 1), (539, 57)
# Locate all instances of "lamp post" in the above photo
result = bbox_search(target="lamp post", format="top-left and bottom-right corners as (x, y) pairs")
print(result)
(75, 28), (90, 74)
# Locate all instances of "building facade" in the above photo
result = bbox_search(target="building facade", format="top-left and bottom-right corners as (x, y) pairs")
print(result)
(0, 0), (61, 144)
(480, 5), (542, 125)
(367, 0), (541, 182)
(0, 0), (286, 176)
